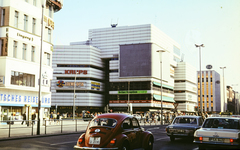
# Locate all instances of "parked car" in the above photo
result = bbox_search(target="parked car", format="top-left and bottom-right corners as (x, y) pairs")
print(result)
(166, 115), (204, 141)
(194, 117), (240, 150)
(74, 113), (154, 150)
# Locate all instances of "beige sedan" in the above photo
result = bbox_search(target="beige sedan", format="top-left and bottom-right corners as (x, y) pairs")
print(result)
(194, 117), (240, 150)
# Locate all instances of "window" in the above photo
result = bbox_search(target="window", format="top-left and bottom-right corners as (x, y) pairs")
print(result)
(1, 9), (5, 26)
(11, 71), (35, 87)
(122, 118), (132, 130)
(22, 43), (27, 60)
(44, 52), (50, 66)
(132, 118), (139, 128)
(24, 14), (28, 31)
(32, 18), (36, 34)
(49, 6), (52, 18)
(14, 11), (19, 28)
(33, 0), (37, 6)
(13, 41), (17, 58)
(31, 46), (35, 62)
(48, 28), (51, 42)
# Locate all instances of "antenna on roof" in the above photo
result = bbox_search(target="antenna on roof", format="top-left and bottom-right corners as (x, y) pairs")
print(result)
(111, 18), (118, 28)
(180, 53), (185, 62)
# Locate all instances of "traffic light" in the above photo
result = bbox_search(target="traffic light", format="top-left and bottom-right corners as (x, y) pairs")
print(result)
(194, 106), (198, 111)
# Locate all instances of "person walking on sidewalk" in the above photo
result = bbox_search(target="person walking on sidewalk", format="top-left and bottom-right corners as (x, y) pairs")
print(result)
(21, 112), (26, 125)
(32, 113), (36, 125)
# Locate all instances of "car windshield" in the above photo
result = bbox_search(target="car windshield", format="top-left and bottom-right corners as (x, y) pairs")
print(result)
(202, 118), (239, 129)
(89, 118), (117, 128)
(173, 117), (197, 124)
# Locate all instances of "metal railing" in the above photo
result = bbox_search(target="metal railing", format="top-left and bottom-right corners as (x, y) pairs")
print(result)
(0, 118), (169, 139)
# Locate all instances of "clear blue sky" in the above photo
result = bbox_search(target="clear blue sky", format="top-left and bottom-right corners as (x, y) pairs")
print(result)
(53, 0), (240, 92)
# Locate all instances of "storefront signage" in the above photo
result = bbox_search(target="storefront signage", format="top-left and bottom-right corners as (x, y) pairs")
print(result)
(65, 70), (87, 74)
(91, 82), (100, 90)
(56, 80), (85, 88)
(0, 76), (4, 85)
(118, 90), (147, 94)
(17, 33), (33, 41)
(0, 93), (50, 105)
(44, 16), (54, 30)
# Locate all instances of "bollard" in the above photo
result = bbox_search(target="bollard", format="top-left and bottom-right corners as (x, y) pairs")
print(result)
(45, 120), (47, 134)
(61, 119), (63, 133)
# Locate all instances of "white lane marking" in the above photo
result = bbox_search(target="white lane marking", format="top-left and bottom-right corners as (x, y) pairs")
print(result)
(155, 137), (169, 141)
(50, 141), (77, 146)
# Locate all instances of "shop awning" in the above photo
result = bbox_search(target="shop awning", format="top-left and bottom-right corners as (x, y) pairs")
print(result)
(153, 94), (175, 103)
(153, 82), (174, 90)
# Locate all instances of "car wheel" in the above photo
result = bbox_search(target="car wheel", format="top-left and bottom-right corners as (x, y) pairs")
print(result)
(119, 141), (130, 150)
(170, 136), (175, 141)
(145, 136), (153, 150)
(198, 145), (205, 150)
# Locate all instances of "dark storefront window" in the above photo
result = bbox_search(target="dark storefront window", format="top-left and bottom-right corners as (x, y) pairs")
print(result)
(110, 81), (151, 91)
(109, 94), (151, 101)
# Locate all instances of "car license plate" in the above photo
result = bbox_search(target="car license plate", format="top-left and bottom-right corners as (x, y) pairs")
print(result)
(209, 138), (223, 142)
(178, 130), (184, 133)
(89, 137), (101, 145)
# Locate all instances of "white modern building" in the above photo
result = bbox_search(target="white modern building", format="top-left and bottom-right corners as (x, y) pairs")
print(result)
(52, 24), (182, 114)
(0, 0), (62, 122)
(51, 44), (105, 114)
(174, 62), (198, 112)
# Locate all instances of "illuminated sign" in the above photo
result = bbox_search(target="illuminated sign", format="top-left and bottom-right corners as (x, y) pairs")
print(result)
(65, 70), (87, 74)
(118, 90), (147, 94)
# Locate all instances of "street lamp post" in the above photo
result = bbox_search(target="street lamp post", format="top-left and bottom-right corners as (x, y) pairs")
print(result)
(73, 72), (79, 120)
(157, 50), (165, 125)
(220, 67), (226, 112)
(195, 44), (204, 114)
(37, 0), (45, 135)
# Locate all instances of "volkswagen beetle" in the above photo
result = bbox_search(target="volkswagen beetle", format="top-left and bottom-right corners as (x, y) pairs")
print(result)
(74, 113), (154, 150)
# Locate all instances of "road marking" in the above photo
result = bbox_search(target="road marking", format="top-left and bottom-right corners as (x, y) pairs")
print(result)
(50, 141), (77, 146)
(155, 137), (169, 141)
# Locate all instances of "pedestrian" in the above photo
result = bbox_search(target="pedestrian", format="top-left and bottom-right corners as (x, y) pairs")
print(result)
(56, 112), (60, 124)
(32, 113), (36, 125)
(50, 112), (53, 125)
(21, 112), (26, 125)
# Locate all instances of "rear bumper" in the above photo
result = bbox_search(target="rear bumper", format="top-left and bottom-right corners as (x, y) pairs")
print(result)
(167, 132), (194, 137)
(194, 141), (240, 149)
(74, 145), (118, 150)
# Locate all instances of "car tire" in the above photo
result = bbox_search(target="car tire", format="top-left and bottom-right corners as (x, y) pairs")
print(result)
(198, 145), (205, 150)
(119, 141), (130, 150)
(145, 136), (153, 150)
(170, 136), (175, 141)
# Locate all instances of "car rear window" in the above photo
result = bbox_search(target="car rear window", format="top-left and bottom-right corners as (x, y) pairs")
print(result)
(173, 117), (197, 124)
(202, 118), (239, 129)
(89, 118), (117, 128)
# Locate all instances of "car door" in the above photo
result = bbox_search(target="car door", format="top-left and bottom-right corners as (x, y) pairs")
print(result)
(132, 118), (142, 149)
(122, 118), (137, 149)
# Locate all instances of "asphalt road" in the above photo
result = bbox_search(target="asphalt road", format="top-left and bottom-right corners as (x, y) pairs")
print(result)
(0, 125), (200, 150)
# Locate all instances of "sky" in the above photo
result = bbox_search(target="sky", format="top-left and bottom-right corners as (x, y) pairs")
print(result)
(53, 0), (240, 92)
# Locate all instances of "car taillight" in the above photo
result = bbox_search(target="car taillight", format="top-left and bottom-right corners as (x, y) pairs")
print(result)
(78, 137), (84, 144)
(110, 138), (116, 146)
(199, 137), (203, 141)
(230, 139), (234, 143)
